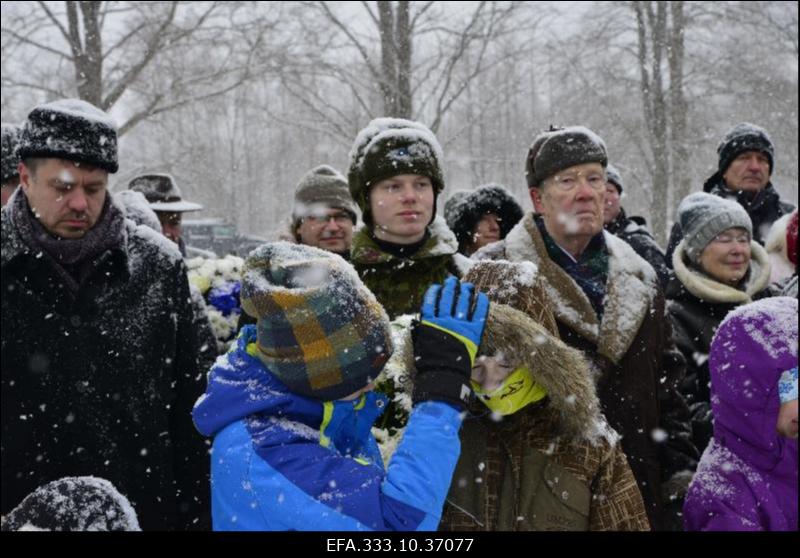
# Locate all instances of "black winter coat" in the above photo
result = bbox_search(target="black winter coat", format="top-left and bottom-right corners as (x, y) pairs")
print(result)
(666, 178), (795, 268)
(1, 211), (210, 531)
(666, 239), (773, 454)
(605, 208), (670, 289)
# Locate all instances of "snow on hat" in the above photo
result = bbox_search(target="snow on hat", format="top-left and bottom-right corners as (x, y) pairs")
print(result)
(606, 163), (624, 193)
(128, 173), (202, 213)
(240, 241), (393, 401)
(347, 117), (445, 215)
(17, 99), (118, 173)
(677, 192), (752, 263)
(0, 476), (140, 531)
(114, 190), (162, 232)
(716, 122), (774, 179)
(1, 123), (21, 184)
(444, 184), (524, 249)
(292, 164), (358, 225)
(525, 126), (608, 188)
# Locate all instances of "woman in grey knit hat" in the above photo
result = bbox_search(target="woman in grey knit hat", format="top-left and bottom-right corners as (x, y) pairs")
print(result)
(666, 192), (772, 455)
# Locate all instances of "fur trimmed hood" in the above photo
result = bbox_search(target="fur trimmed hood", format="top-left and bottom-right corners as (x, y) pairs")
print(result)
(475, 212), (659, 365)
(671, 238), (771, 304)
(460, 259), (607, 441)
(479, 303), (606, 442)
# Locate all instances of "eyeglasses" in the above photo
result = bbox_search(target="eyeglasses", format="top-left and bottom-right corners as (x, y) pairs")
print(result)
(304, 212), (352, 225)
(711, 232), (751, 244)
(548, 173), (606, 192)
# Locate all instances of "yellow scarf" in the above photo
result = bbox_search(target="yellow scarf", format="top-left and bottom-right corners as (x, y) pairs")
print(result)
(471, 366), (547, 416)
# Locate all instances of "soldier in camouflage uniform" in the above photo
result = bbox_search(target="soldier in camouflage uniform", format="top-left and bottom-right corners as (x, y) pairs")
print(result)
(347, 118), (463, 320)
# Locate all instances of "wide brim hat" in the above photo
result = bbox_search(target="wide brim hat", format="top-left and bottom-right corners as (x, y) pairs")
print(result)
(128, 173), (202, 213)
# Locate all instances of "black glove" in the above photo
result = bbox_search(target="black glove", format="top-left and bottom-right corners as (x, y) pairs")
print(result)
(411, 277), (489, 409)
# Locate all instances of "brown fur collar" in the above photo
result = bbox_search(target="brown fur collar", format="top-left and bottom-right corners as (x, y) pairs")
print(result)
(475, 212), (659, 365)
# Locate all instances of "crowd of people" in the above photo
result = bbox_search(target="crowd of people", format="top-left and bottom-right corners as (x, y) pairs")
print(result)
(0, 98), (796, 532)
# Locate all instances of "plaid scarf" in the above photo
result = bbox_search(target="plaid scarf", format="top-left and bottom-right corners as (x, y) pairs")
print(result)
(535, 215), (609, 319)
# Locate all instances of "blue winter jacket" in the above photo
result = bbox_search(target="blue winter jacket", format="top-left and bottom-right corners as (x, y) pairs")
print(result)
(192, 325), (463, 531)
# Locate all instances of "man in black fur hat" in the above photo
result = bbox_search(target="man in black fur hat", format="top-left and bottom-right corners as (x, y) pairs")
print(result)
(2, 99), (210, 530)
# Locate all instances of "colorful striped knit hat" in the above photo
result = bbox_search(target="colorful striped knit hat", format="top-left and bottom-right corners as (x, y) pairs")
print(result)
(240, 242), (393, 401)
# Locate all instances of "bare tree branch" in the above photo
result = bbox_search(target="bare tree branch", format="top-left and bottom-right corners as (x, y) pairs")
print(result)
(101, 1), (180, 109)
(35, 0), (74, 47)
(0, 27), (75, 60)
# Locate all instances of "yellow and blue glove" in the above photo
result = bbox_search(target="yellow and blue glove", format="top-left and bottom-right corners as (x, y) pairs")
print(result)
(411, 276), (490, 410)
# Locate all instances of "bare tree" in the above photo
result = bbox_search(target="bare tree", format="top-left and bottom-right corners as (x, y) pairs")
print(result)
(1, 1), (276, 135)
(282, 0), (534, 139)
(632, 0), (691, 244)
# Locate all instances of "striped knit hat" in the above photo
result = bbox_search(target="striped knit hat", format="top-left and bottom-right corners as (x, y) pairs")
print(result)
(240, 242), (393, 401)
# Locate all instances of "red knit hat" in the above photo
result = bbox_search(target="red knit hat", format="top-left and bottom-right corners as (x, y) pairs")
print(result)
(787, 210), (798, 267)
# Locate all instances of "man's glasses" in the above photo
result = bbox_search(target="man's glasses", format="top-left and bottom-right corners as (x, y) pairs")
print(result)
(304, 212), (352, 225)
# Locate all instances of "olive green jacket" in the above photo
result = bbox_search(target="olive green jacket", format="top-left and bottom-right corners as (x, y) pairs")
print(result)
(351, 216), (464, 319)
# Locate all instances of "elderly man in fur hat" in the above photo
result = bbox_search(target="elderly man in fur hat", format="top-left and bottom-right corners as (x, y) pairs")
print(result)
(471, 126), (698, 530)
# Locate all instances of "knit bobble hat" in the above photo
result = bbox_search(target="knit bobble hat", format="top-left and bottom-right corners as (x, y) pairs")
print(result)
(240, 242), (393, 401)
(677, 192), (753, 263)
(717, 122), (774, 178)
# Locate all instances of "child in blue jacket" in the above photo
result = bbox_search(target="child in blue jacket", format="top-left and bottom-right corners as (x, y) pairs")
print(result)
(192, 242), (488, 531)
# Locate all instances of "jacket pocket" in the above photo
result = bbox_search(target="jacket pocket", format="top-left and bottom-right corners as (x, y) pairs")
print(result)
(527, 461), (591, 531)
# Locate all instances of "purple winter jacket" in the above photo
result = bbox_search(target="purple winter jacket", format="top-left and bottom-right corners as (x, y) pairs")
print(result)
(683, 297), (798, 531)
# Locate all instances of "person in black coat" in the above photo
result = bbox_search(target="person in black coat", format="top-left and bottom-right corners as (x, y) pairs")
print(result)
(603, 164), (670, 289)
(1, 99), (210, 530)
(666, 192), (772, 454)
(666, 123), (795, 267)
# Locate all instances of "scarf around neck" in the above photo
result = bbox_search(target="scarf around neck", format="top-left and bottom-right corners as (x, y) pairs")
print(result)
(8, 188), (125, 292)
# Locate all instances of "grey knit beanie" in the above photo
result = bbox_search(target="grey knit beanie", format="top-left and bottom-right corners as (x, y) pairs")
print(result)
(678, 192), (753, 262)
(292, 165), (358, 224)
(606, 163), (623, 193)
(525, 126), (608, 188)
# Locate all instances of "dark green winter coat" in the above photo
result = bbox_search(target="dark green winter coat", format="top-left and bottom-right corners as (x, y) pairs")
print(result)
(350, 217), (463, 319)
